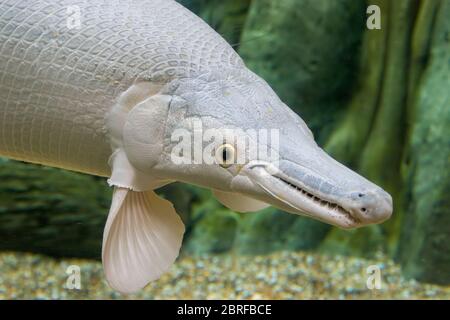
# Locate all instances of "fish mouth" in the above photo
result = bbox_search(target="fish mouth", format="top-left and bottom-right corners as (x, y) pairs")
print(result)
(272, 174), (359, 227)
(244, 163), (360, 229)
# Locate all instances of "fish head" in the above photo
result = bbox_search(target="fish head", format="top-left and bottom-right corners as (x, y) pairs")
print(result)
(125, 69), (393, 229)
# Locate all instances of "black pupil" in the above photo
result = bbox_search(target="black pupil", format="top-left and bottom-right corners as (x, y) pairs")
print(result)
(222, 148), (228, 161)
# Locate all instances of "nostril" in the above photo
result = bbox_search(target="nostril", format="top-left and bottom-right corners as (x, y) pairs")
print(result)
(350, 190), (392, 223)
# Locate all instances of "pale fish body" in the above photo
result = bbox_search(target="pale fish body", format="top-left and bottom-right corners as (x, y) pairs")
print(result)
(0, 0), (393, 293)
(0, 0), (241, 175)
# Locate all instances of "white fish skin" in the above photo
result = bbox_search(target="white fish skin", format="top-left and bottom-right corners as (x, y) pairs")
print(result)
(0, 0), (245, 293)
(0, 0), (393, 293)
(0, 0), (243, 176)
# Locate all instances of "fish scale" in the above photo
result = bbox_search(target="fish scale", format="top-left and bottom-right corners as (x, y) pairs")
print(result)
(0, 0), (394, 293)
(0, 0), (243, 176)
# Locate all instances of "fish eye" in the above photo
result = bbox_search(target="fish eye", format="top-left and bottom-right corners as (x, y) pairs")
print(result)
(215, 144), (235, 168)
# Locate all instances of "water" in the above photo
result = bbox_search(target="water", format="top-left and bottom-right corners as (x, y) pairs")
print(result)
(0, 0), (449, 300)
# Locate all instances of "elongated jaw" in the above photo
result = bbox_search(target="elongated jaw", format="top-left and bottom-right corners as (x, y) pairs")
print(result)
(243, 162), (393, 229)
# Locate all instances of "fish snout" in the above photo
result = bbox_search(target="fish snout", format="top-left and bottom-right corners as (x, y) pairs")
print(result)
(344, 189), (393, 225)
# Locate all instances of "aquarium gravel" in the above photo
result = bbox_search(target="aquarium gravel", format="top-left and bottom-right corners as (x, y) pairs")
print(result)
(0, 251), (448, 300)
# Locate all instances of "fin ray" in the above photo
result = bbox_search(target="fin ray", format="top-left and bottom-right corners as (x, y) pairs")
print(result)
(102, 187), (185, 293)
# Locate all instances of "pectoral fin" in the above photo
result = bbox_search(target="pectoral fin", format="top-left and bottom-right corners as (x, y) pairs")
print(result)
(213, 190), (269, 213)
(102, 187), (185, 294)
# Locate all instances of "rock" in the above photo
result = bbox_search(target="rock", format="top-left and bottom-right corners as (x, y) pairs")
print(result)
(285, 218), (332, 251)
(0, 159), (110, 258)
(236, 209), (294, 254)
(185, 197), (239, 254)
(236, 208), (333, 254)
(396, 1), (450, 284)
(318, 225), (385, 257)
(177, 0), (251, 47)
(239, 0), (365, 143)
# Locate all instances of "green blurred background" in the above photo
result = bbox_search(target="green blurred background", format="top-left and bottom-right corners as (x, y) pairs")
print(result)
(0, 0), (449, 286)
